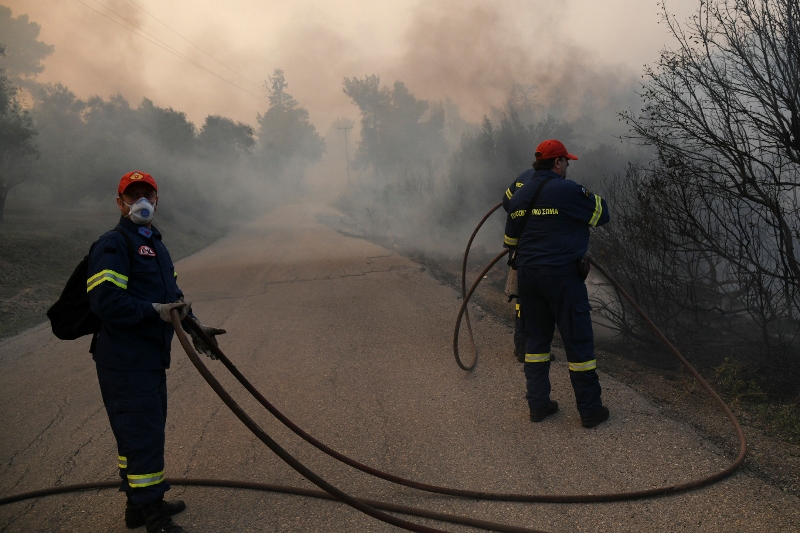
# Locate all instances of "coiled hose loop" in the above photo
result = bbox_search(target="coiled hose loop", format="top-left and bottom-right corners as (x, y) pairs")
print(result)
(1, 204), (747, 533)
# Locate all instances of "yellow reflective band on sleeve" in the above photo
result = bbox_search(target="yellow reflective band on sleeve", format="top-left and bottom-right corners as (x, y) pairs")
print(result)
(118, 456), (127, 469)
(525, 353), (551, 363)
(589, 195), (603, 227)
(174, 271), (178, 278)
(127, 471), (165, 488)
(87, 270), (128, 292)
(569, 360), (597, 372)
(506, 188), (513, 199)
(504, 235), (519, 246)
(516, 302), (521, 317)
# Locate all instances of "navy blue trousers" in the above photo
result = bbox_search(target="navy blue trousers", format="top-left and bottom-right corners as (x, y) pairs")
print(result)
(95, 365), (169, 505)
(514, 299), (526, 359)
(518, 265), (602, 417)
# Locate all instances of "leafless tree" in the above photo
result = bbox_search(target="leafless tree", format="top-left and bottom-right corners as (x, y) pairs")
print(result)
(594, 0), (800, 390)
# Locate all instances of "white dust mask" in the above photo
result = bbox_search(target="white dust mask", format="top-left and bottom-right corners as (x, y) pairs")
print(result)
(125, 197), (156, 225)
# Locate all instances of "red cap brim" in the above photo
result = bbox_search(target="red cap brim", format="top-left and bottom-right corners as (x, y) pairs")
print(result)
(118, 171), (158, 195)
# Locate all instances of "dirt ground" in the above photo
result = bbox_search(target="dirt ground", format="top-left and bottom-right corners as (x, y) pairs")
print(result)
(597, 348), (800, 497)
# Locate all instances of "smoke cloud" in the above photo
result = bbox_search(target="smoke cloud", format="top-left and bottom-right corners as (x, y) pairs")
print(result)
(2, 0), (697, 128)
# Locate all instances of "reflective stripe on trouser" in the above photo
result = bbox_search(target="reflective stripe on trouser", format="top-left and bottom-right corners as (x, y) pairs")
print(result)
(518, 265), (602, 416)
(128, 471), (165, 488)
(569, 359), (597, 372)
(525, 352), (550, 363)
(96, 365), (170, 505)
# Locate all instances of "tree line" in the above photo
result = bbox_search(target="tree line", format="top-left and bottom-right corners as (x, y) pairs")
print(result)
(335, 0), (800, 396)
(0, 5), (324, 222)
(2, 1), (799, 394)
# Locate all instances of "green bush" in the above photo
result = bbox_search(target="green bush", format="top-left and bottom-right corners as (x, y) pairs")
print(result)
(770, 404), (800, 444)
(714, 358), (800, 443)
(714, 358), (764, 401)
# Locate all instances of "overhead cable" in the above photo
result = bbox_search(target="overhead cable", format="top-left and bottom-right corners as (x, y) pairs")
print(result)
(124, 0), (264, 91)
(74, 0), (263, 100)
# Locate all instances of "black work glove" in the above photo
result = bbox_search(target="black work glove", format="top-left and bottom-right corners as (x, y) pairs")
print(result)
(186, 317), (226, 360)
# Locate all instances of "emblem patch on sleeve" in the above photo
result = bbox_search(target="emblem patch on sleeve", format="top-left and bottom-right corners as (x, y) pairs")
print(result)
(581, 187), (592, 198)
(138, 245), (156, 257)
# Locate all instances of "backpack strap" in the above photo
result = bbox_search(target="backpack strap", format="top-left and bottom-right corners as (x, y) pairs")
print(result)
(111, 227), (135, 261)
(509, 176), (554, 267)
(516, 176), (555, 239)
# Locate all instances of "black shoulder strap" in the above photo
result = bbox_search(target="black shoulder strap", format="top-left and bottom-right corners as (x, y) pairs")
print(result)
(516, 176), (555, 240)
(111, 227), (135, 260)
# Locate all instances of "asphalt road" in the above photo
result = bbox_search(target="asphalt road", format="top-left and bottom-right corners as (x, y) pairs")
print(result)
(1, 204), (799, 533)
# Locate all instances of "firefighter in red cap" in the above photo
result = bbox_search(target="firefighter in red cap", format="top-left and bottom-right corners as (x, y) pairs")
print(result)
(503, 141), (611, 428)
(87, 171), (225, 533)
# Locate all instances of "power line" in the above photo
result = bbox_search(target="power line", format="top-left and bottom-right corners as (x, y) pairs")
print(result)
(124, 0), (264, 91)
(74, 0), (264, 100)
(89, 0), (263, 99)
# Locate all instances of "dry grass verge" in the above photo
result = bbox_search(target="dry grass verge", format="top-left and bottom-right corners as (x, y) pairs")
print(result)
(0, 201), (228, 340)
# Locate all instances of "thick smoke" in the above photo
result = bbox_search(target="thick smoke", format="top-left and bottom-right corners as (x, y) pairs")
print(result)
(320, 0), (651, 256)
(1, 0), (694, 125)
(3, 0), (664, 252)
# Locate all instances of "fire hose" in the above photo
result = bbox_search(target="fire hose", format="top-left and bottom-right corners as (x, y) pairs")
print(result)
(453, 201), (747, 488)
(0, 202), (747, 532)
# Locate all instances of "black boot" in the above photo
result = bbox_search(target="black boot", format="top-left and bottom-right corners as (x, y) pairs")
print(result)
(138, 499), (188, 533)
(529, 401), (559, 422)
(580, 405), (610, 428)
(125, 497), (186, 529)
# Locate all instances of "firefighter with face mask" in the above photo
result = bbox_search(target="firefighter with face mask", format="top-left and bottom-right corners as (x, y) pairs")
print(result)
(87, 171), (225, 532)
(503, 141), (611, 428)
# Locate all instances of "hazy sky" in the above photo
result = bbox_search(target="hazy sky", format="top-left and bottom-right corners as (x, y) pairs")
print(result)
(4, 0), (697, 129)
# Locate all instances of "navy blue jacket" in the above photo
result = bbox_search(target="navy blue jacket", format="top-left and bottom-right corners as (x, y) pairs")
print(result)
(502, 168), (535, 213)
(88, 216), (183, 371)
(503, 169), (610, 268)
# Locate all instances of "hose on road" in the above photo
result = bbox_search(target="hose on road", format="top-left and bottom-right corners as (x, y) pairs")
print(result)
(1, 202), (747, 533)
(1, 316), (550, 533)
(453, 201), (747, 495)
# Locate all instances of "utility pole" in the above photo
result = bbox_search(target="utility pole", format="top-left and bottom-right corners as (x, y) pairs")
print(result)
(338, 125), (353, 184)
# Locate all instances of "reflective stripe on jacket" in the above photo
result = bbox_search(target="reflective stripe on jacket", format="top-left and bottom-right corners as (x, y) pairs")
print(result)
(501, 168), (535, 213)
(88, 216), (183, 370)
(503, 169), (610, 268)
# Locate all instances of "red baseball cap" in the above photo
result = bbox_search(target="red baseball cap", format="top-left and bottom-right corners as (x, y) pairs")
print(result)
(534, 140), (578, 161)
(118, 171), (158, 195)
